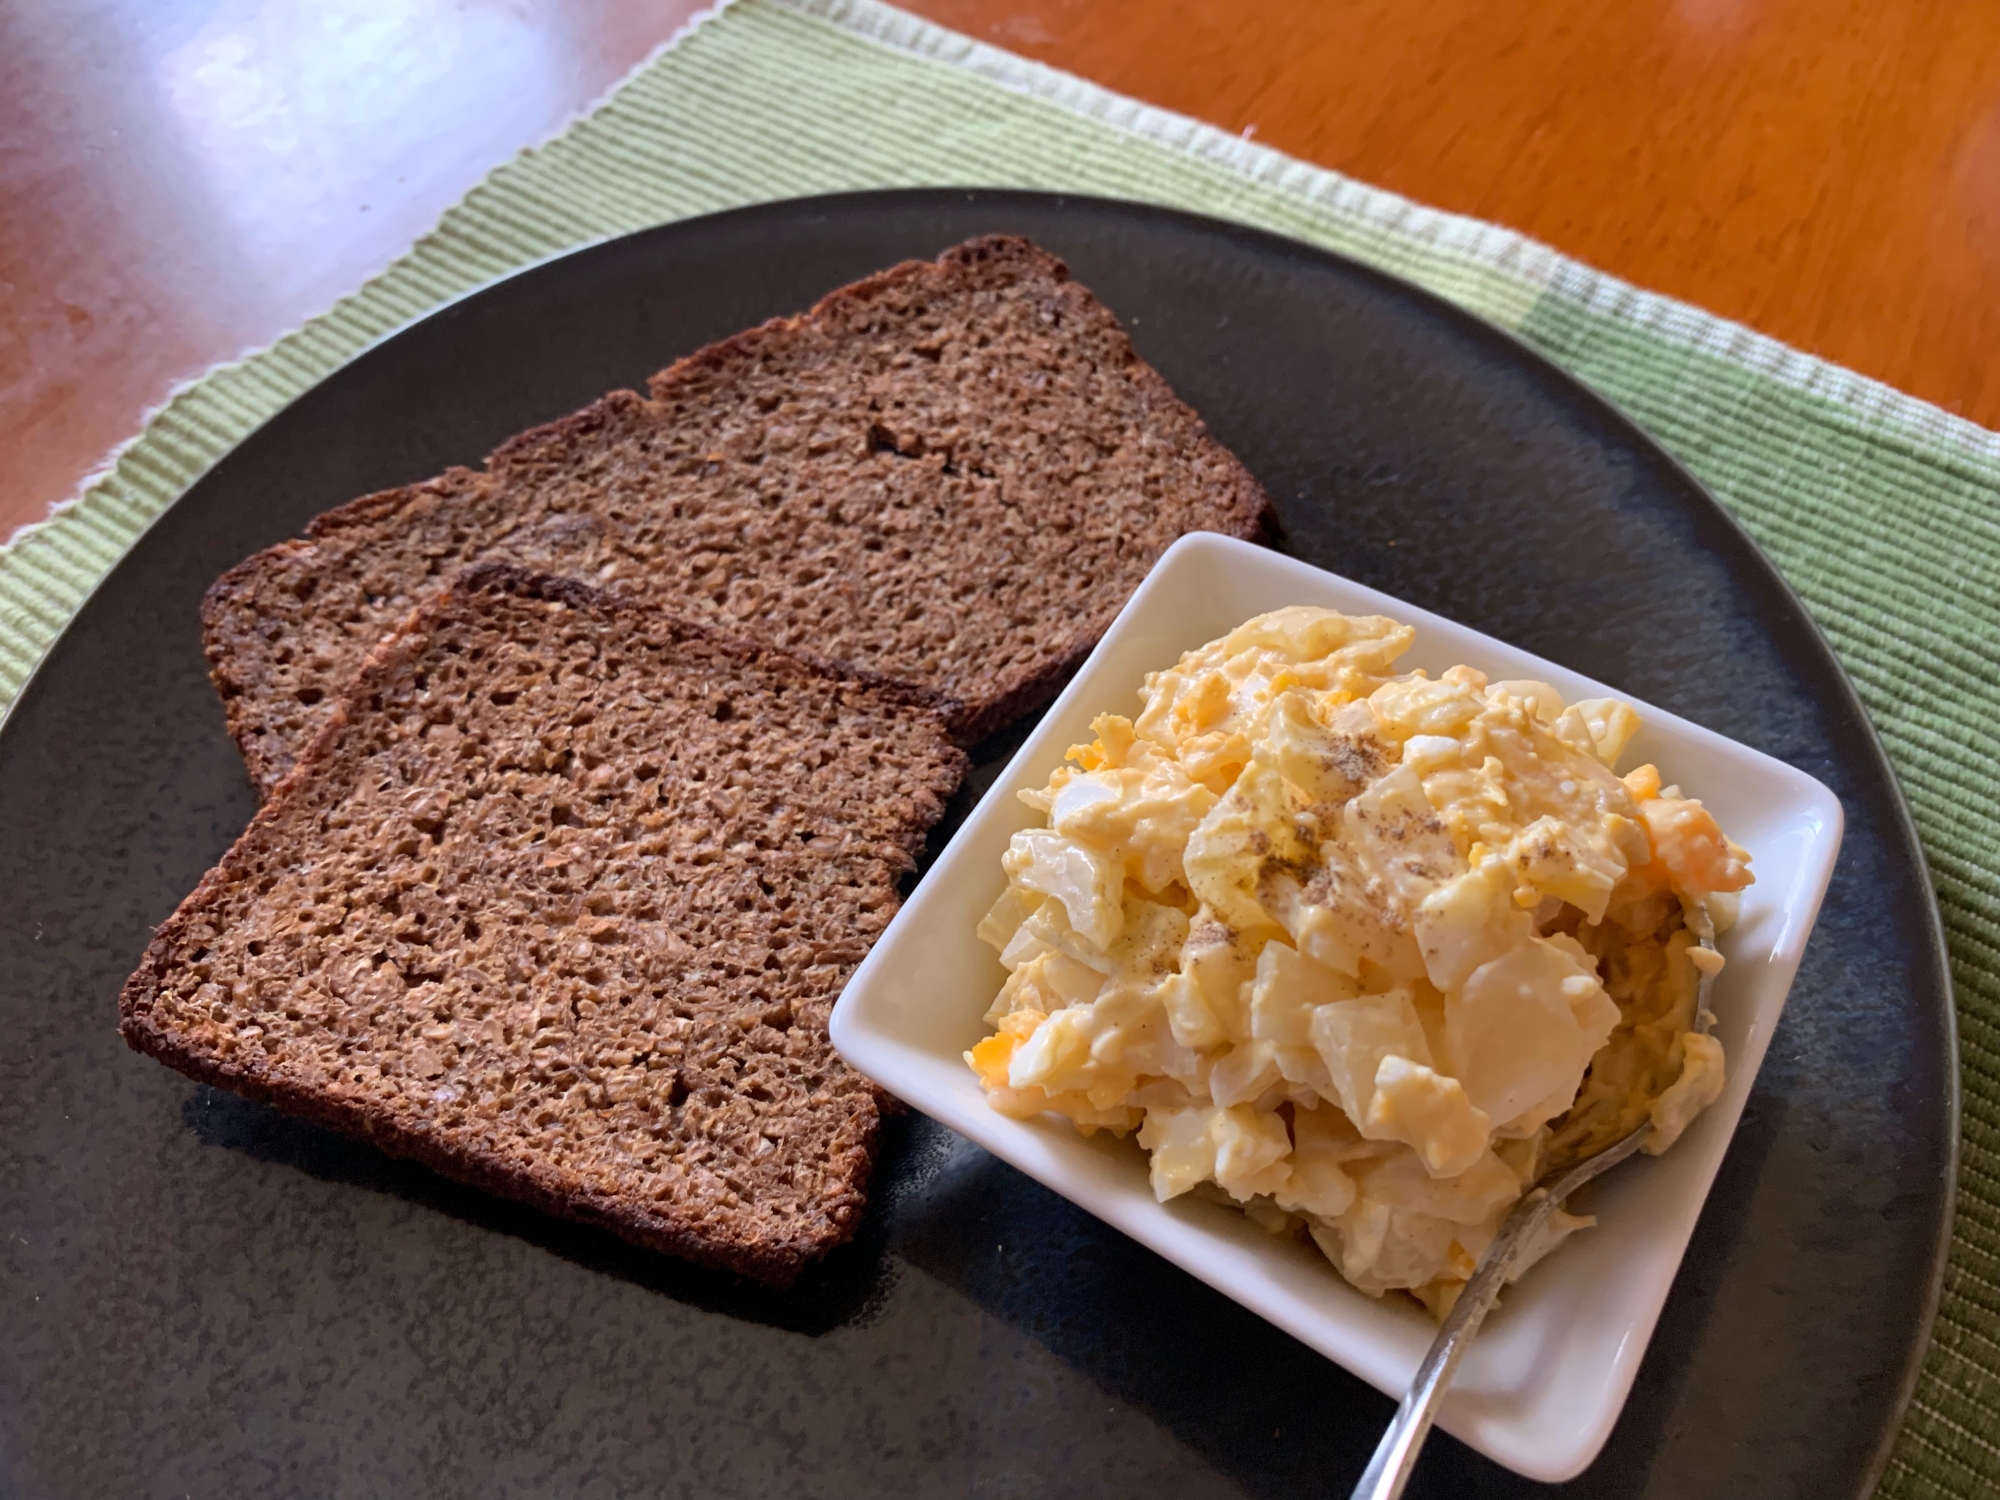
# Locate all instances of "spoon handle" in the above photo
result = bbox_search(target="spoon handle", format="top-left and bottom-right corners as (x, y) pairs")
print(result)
(1346, 1183), (1556, 1500)
(1350, 904), (1718, 1498)
(1347, 1128), (1649, 1500)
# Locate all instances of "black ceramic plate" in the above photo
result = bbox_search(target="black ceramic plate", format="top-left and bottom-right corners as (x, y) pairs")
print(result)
(0, 190), (1953, 1499)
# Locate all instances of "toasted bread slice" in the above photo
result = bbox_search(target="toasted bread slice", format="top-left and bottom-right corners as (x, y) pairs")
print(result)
(123, 565), (967, 1285)
(204, 234), (1274, 794)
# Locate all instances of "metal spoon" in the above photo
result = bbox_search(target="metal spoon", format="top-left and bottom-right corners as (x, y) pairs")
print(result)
(1348, 903), (1721, 1500)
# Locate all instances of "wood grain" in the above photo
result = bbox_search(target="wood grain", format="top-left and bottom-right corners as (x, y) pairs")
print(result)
(915, 0), (2000, 429)
(5, 0), (1998, 545)
(0, 0), (706, 546)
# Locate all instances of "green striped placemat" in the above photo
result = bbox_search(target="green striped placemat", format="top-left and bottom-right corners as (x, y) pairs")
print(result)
(4, 2), (1993, 1492)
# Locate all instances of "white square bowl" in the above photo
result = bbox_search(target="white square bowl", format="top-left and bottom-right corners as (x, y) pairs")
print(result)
(830, 532), (1843, 1482)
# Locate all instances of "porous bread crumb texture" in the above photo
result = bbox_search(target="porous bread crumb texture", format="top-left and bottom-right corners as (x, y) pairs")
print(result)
(124, 566), (968, 1285)
(203, 234), (1276, 795)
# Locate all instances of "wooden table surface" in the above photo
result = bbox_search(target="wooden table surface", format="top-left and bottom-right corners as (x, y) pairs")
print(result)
(5, 0), (1998, 545)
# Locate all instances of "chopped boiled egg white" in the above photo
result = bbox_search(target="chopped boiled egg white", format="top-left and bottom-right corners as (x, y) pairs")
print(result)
(967, 607), (1752, 1314)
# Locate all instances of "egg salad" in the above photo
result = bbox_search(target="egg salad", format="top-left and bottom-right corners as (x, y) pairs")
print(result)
(966, 607), (1752, 1316)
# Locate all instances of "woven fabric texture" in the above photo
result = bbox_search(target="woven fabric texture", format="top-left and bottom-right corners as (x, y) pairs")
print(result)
(2, 2), (1994, 1493)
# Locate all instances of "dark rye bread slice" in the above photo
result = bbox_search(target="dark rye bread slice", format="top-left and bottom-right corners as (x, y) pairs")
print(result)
(205, 233), (1276, 795)
(122, 564), (967, 1285)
